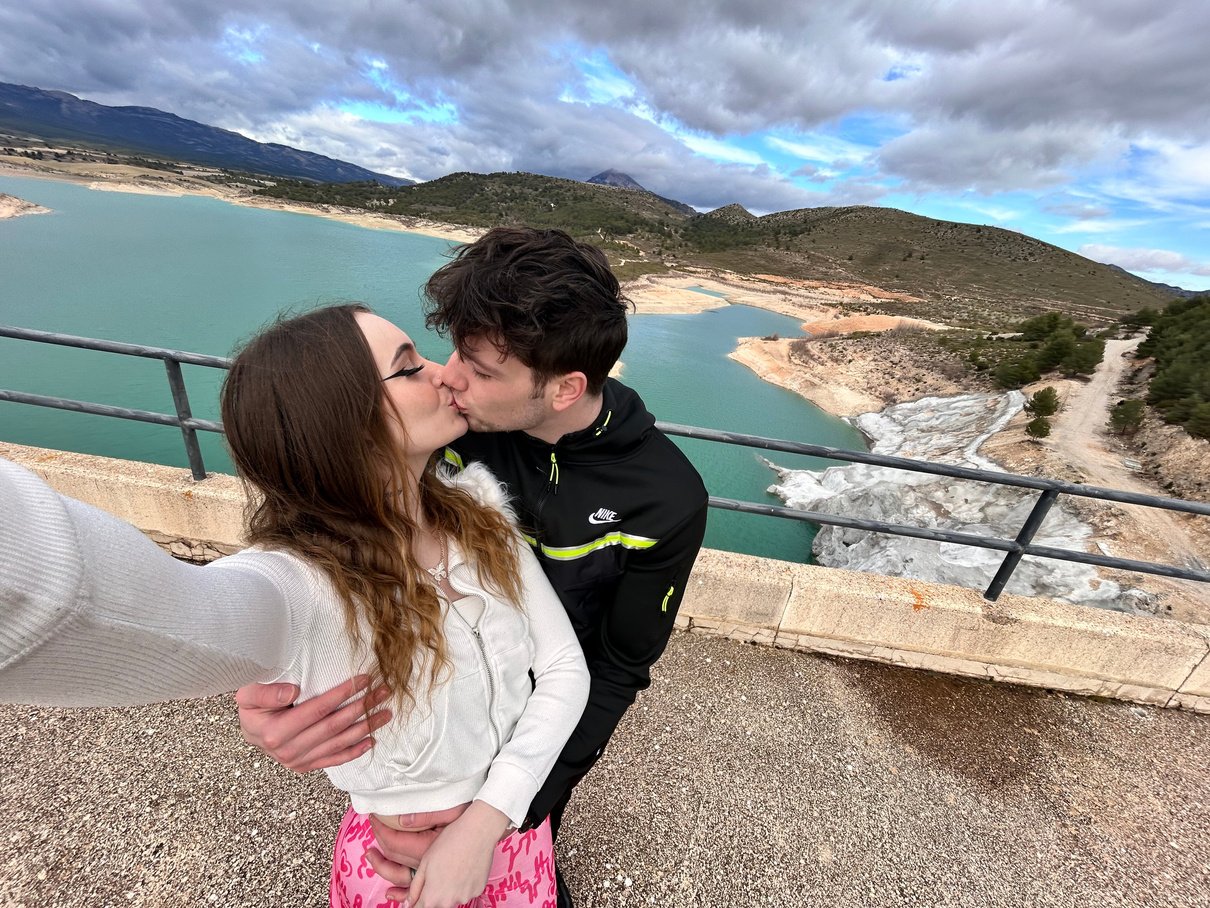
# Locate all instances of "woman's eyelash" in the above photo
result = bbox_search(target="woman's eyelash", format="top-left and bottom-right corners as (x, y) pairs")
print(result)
(386, 363), (424, 380)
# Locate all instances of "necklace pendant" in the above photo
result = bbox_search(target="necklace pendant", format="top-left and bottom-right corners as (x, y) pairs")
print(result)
(427, 562), (448, 584)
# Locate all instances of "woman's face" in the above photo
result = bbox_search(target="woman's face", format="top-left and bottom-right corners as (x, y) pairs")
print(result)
(355, 312), (468, 467)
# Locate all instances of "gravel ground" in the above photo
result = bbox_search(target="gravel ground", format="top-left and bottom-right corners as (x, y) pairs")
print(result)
(3, 633), (1208, 908)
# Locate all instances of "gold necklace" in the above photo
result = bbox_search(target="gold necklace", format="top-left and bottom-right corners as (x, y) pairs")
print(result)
(425, 533), (449, 584)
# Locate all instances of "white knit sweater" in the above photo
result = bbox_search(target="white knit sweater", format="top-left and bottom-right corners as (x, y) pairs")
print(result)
(0, 457), (589, 827)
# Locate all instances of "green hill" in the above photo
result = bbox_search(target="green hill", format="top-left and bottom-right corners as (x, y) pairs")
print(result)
(256, 171), (1181, 329)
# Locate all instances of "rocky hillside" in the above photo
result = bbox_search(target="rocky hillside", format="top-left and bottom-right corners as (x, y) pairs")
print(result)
(251, 170), (1178, 327)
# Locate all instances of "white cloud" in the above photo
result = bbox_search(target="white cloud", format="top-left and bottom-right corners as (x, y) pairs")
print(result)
(1080, 244), (1210, 277)
(0, 0), (1207, 231)
(1052, 218), (1151, 236)
(677, 134), (766, 166)
(766, 135), (871, 167)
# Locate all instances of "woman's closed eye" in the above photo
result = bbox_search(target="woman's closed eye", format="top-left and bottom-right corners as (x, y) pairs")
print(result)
(383, 363), (424, 381)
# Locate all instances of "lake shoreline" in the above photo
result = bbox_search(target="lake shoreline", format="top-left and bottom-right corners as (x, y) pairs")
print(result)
(0, 158), (480, 243)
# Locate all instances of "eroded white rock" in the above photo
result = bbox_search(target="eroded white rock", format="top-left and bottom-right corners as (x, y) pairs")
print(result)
(768, 392), (1152, 613)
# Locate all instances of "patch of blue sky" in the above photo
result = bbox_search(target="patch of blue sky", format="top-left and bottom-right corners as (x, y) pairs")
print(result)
(220, 24), (266, 65)
(832, 111), (912, 147)
(554, 45), (637, 108)
(678, 133), (768, 167)
(878, 191), (1033, 231)
(354, 58), (457, 125)
(340, 99), (457, 125)
(882, 58), (922, 82)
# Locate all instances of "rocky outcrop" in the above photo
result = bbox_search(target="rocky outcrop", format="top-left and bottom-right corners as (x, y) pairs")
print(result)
(768, 392), (1153, 612)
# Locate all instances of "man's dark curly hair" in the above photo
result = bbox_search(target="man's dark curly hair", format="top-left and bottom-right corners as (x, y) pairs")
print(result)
(423, 226), (631, 395)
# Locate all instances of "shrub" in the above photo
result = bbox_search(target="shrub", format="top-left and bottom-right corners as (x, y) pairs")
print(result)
(1025, 416), (1051, 439)
(1108, 399), (1145, 435)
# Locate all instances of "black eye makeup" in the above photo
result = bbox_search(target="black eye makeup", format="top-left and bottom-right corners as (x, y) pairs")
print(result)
(382, 363), (424, 382)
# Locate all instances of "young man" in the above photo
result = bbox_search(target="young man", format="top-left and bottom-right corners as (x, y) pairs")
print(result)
(235, 227), (709, 907)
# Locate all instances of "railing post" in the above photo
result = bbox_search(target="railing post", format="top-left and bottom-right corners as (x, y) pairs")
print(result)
(163, 358), (207, 481)
(983, 488), (1060, 601)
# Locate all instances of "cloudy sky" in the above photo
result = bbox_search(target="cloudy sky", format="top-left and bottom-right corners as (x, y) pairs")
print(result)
(3, 0), (1208, 290)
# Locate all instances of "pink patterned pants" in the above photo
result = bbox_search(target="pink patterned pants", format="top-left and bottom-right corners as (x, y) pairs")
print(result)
(329, 807), (556, 908)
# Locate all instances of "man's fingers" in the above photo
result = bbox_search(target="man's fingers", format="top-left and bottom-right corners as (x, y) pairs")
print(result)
(366, 847), (413, 892)
(272, 713), (379, 771)
(368, 818), (442, 867)
(271, 690), (392, 768)
(234, 681), (299, 710)
(286, 675), (373, 725)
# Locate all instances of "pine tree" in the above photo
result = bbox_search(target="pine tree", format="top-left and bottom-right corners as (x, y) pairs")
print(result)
(1025, 416), (1051, 439)
(1025, 387), (1061, 418)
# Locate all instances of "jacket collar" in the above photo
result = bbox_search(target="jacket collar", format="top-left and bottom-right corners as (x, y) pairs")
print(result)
(523, 379), (654, 463)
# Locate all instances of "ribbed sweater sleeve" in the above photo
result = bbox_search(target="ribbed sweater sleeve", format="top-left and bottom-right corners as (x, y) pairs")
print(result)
(0, 458), (299, 706)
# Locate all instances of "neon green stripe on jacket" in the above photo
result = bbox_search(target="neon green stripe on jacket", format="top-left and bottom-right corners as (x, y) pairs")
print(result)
(536, 531), (659, 561)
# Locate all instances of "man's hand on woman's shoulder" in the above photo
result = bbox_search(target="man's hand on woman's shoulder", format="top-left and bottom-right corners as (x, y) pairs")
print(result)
(234, 675), (392, 772)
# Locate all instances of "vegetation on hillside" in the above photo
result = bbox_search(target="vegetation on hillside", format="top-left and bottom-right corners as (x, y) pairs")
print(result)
(931, 313), (1105, 389)
(254, 178), (399, 207)
(249, 171), (1179, 327)
(1136, 296), (1210, 438)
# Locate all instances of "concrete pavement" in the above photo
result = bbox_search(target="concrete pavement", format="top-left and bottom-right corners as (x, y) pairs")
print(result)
(3, 631), (1208, 908)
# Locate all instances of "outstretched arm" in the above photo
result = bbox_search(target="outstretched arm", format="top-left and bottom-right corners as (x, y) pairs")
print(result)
(0, 458), (295, 705)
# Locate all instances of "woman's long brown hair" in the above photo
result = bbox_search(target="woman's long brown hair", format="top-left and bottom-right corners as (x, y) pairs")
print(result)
(221, 304), (523, 713)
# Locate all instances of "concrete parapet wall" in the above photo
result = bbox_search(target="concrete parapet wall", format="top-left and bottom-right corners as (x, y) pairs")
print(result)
(683, 549), (1210, 713)
(5, 442), (1208, 713)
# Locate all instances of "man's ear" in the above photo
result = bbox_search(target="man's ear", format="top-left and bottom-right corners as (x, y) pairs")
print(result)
(549, 371), (589, 412)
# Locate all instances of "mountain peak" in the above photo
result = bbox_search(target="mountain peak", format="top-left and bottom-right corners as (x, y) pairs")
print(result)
(587, 169), (648, 192)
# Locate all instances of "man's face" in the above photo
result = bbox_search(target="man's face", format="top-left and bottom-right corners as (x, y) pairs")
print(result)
(441, 335), (553, 434)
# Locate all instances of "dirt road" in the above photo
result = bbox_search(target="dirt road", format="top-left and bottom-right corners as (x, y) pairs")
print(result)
(1048, 337), (1208, 617)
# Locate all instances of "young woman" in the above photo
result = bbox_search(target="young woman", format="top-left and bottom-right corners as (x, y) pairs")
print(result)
(0, 304), (590, 908)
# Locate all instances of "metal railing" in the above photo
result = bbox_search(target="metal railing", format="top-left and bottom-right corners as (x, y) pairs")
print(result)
(2, 324), (1207, 602)
(0, 326), (229, 481)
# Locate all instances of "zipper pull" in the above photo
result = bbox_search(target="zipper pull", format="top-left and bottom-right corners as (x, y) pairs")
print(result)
(661, 585), (675, 613)
(548, 451), (560, 493)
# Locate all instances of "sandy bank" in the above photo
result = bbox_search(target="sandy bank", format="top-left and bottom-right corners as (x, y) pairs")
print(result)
(0, 158), (480, 244)
(729, 338), (883, 416)
(624, 268), (921, 320)
(0, 192), (51, 219)
(731, 330), (977, 418)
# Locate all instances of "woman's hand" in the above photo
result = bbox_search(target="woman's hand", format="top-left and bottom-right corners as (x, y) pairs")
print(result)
(365, 805), (470, 902)
(408, 801), (512, 908)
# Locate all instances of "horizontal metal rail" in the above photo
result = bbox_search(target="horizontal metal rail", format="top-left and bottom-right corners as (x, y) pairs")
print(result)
(657, 422), (1210, 518)
(0, 325), (231, 369)
(0, 390), (224, 434)
(3, 325), (1207, 601)
(0, 326), (227, 480)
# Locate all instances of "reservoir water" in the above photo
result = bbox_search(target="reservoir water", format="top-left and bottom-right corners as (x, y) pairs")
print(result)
(0, 174), (867, 562)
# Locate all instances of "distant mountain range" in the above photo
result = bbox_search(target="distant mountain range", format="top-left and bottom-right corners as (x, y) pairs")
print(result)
(0, 82), (411, 186)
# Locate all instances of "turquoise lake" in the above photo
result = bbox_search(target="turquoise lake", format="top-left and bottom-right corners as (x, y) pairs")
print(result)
(0, 174), (867, 562)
